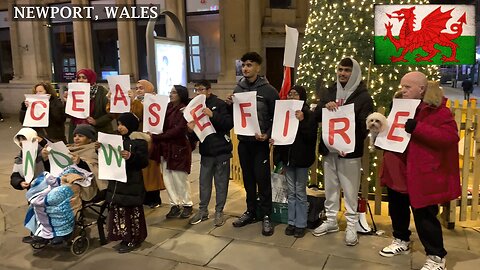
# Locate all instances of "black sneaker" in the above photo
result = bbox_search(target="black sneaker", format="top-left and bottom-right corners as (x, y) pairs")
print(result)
(166, 205), (181, 218)
(294, 227), (306, 238)
(22, 235), (34, 243)
(285, 225), (295, 236)
(262, 215), (274, 236)
(51, 236), (67, 247)
(180, 206), (193, 218)
(117, 242), (140, 253)
(232, 211), (255, 227)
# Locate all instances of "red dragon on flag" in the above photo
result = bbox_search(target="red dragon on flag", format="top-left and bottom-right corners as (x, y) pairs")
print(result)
(383, 6), (466, 63)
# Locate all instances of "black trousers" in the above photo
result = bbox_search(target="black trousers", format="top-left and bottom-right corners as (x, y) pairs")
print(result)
(387, 188), (447, 258)
(238, 140), (272, 217)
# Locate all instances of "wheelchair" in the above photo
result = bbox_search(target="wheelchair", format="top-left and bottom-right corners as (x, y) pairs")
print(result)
(30, 190), (108, 256)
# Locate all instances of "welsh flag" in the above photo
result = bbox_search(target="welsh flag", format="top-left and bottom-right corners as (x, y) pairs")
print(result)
(374, 5), (476, 65)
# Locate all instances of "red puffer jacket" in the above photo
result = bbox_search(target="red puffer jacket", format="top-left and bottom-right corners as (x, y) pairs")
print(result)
(406, 98), (461, 208)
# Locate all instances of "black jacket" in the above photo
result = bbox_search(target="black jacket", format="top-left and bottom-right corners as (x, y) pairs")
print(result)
(233, 76), (279, 141)
(314, 81), (373, 158)
(106, 132), (149, 207)
(194, 94), (233, 158)
(274, 104), (318, 168)
(19, 97), (67, 142)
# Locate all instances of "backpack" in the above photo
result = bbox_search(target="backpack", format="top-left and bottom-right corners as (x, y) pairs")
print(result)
(307, 195), (325, 229)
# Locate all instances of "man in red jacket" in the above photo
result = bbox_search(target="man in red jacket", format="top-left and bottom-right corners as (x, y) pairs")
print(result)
(379, 71), (461, 270)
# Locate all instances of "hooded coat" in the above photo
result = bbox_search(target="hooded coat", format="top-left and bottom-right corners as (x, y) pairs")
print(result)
(404, 83), (461, 208)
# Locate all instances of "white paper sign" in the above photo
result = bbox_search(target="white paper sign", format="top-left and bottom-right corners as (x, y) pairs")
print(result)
(272, 100), (304, 145)
(47, 141), (73, 176)
(284, 25), (299, 68)
(97, 132), (126, 182)
(375, 99), (421, 153)
(107, 75), (131, 113)
(322, 103), (356, 154)
(22, 140), (38, 183)
(143, 93), (169, 134)
(183, 94), (216, 142)
(66, 83), (90, 119)
(23, 94), (50, 127)
(232, 91), (261, 136)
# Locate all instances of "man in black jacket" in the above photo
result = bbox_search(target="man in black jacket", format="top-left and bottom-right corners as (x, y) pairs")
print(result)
(227, 52), (279, 236)
(312, 58), (373, 246)
(188, 80), (234, 227)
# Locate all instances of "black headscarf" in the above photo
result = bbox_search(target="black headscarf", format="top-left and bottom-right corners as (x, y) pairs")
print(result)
(117, 112), (139, 137)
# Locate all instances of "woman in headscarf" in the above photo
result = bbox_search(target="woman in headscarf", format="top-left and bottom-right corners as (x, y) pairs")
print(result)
(129, 79), (166, 208)
(273, 85), (318, 238)
(150, 85), (193, 219)
(68, 68), (114, 143)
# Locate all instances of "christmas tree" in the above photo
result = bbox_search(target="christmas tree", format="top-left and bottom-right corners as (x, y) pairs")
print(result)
(297, 0), (440, 190)
(297, 0), (440, 108)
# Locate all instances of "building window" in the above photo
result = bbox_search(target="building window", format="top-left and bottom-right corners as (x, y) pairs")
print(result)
(270, 0), (292, 9)
(91, 20), (119, 81)
(189, 35), (202, 73)
(136, 17), (166, 80)
(0, 28), (13, 83)
(49, 3), (75, 83)
(186, 12), (220, 81)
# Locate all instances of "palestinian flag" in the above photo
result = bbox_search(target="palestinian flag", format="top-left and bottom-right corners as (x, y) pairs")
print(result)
(374, 5), (476, 65)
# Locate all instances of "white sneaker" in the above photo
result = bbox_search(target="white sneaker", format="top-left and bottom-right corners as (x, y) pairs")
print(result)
(345, 226), (358, 246)
(379, 238), (411, 257)
(421, 255), (446, 270)
(312, 221), (339, 236)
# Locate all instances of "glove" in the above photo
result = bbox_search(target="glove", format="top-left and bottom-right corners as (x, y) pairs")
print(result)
(404, 119), (417, 134)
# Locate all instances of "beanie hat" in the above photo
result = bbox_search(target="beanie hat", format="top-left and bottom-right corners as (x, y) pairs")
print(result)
(174, 85), (189, 106)
(137, 80), (155, 94)
(118, 112), (139, 136)
(73, 124), (97, 141)
(76, 68), (97, 85)
(13, 128), (38, 148)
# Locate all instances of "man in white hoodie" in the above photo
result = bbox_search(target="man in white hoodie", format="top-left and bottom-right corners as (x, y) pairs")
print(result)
(312, 58), (373, 246)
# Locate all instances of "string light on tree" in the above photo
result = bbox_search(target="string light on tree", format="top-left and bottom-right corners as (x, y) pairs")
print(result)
(298, 0), (440, 189)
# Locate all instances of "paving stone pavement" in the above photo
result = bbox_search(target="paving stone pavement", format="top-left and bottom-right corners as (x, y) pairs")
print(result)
(0, 112), (479, 270)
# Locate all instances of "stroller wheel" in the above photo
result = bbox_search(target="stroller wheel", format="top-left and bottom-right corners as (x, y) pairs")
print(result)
(71, 236), (89, 256)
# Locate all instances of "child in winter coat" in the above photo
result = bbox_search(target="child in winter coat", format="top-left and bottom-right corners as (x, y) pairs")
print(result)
(105, 112), (149, 253)
(11, 128), (49, 192)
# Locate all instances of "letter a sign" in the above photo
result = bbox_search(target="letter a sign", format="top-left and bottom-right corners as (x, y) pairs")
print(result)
(107, 75), (131, 113)
(322, 104), (356, 154)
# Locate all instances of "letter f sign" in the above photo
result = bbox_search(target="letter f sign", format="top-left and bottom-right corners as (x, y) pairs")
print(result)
(239, 102), (252, 128)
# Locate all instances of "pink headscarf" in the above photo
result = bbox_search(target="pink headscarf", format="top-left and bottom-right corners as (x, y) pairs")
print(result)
(76, 69), (97, 86)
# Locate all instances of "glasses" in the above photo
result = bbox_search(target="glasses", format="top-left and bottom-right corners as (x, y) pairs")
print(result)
(193, 87), (207, 93)
(288, 92), (299, 97)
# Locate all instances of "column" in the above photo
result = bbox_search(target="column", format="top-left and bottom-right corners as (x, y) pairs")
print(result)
(117, 0), (138, 81)
(9, 0), (52, 83)
(72, 0), (94, 70)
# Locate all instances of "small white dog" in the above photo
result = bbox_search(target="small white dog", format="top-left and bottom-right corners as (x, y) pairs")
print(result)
(366, 112), (388, 151)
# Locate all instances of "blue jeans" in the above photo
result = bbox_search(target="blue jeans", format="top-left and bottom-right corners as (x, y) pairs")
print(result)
(285, 166), (308, 228)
